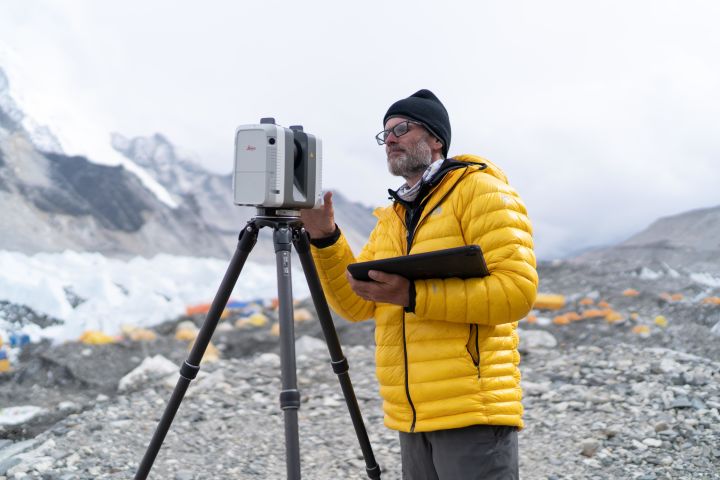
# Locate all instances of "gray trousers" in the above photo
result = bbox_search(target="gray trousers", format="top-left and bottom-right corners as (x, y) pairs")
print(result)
(399, 425), (519, 480)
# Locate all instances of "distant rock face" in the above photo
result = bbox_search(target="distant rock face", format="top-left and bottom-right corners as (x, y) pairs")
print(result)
(331, 189), (378, 254)
(0, 133), (231, 257)
(111, 132), (255, 248)
(0, 104), (19, 134)
(623, 205), (720, 252)
(0, 68), (23, 131)
(28, 154), (151, 232)
(0, 67), (376, 260)
(0, 80), (230, 258)
(574, 205), (720, 275)
(0, 67), (63, 154)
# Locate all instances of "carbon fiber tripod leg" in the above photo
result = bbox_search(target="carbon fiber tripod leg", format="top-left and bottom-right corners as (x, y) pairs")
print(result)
(134, 222), (259, 480)
(292, 227), (382, 479)
(273, 225), (302, 480)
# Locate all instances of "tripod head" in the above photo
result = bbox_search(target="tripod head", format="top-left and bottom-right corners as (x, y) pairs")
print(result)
(255, 207), (301, 219)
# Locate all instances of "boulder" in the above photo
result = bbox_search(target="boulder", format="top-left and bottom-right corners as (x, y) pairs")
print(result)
(518, 329), (558, 352)
(118, 355), (177, 392)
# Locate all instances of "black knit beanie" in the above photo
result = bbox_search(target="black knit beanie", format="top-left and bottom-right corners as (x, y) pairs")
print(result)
(383, 89), (451, 158)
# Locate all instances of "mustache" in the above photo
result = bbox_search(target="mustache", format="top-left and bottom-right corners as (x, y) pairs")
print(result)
(387, 145), (405, 153)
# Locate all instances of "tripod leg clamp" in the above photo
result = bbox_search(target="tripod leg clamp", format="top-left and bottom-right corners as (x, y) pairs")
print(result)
(331, 357), (349, 375)
(366, 464), (382, 479)
(279, 389), (301, 410)
(179, 361), (201, 380)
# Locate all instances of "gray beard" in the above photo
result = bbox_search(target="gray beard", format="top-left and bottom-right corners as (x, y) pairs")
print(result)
(387, 140), (433, 179)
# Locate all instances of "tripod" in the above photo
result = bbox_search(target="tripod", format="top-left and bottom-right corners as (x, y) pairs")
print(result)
(134, 211), (381, 479)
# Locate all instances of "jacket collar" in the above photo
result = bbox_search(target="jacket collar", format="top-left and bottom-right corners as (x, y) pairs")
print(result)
(387, 158), (481, 207)
(388, 160), (487, 231)
(373, 156), (489, 224)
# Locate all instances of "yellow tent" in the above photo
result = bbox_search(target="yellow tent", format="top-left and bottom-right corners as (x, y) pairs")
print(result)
(79, 331), (118, 345)
(533, 294), (566, 311)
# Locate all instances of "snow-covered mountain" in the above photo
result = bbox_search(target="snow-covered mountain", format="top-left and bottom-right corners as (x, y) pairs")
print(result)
(0, 131), (229, 258)
(0, 68), (63, 154)
(110, 132), (254, 251)
(0, 65), (375, 261)
(0, 62), (377, 345)
(109, 131), (375, 259)
(0, 65), (229, 257)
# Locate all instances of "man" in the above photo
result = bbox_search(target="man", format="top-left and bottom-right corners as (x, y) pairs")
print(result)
(301, 89), (537, 479)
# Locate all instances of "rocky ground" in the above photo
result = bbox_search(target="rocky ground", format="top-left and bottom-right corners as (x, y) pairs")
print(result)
(1, 260), (719, 479)
(538, 260), (720, 361)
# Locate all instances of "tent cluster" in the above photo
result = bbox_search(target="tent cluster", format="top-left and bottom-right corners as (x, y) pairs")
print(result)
(0, 346), (9, 373)
(0, 333), (31, 373)
(656, 292), (720, 304)
(174, 321), (221, 363)
(75, 298), (266, 346)
(527, 288), (719, 335)
(76, 325), (162, 345)
(74, 297), (317, 365)
(174, 299), (315, 363)
(181, 298), (314, 335)
(529, 294), (629, 326)
(184, 298), (267, 318)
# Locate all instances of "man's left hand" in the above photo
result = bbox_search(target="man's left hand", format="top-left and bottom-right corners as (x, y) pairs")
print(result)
(346, 270), (410, 307)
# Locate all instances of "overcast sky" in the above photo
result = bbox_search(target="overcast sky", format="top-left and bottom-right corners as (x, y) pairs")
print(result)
(1, 1), (719, 259)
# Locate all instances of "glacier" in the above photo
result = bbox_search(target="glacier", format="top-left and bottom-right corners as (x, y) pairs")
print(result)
(0, 250), (311, 344)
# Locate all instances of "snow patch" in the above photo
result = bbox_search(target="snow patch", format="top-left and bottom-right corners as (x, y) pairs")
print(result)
(663, 263), (681, 278)
(0, 406), (47, 426)
(0, 48), (177, 208)
(711, 321), (720, 337)
(690, 272), (720, 287)
(118, 354), (177, 392)
(639, 267), (662, 280)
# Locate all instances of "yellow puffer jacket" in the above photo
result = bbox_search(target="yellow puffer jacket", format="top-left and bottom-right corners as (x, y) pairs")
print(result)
(311, 154), (538, 432)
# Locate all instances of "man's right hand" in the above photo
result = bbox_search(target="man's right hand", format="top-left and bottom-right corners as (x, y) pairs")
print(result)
(300, 191), (335, 239)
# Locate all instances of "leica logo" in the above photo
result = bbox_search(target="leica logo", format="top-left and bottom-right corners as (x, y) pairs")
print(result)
(246, 145), (256, 151)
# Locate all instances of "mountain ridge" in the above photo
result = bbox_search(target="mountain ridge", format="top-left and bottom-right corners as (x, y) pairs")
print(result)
(571, 204), (720, 275)
(0, 65), (375, 261)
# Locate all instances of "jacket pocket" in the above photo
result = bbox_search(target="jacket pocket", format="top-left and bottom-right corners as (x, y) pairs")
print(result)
(466, 324), (479, 367)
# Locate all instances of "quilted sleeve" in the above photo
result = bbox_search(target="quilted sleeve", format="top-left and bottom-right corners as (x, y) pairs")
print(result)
(412, 176), (538, 325)
(310, 229), (378, 322)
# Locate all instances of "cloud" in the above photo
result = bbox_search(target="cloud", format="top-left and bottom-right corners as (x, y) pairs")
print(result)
(1, 0), (719, 259)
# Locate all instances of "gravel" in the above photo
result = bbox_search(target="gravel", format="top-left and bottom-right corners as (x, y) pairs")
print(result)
(1, 260), (720, 479)
(1, 337), (719, 479)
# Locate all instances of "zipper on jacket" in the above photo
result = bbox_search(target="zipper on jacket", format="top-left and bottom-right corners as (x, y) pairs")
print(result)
(467, 324), (480, 368)
(477, 324), (481, 377)
(395, 165), (482, 432)
(402, 311), (418, 432)
(401, 185), (462, 433)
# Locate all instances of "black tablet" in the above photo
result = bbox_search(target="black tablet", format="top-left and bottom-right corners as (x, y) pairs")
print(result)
(347, 245), (489, 281)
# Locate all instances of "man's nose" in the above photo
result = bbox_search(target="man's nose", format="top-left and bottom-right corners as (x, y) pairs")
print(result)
(385, 131), (399, 144)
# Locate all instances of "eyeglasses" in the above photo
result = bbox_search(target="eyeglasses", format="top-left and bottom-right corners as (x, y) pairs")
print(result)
(375, 120), (423, 145)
